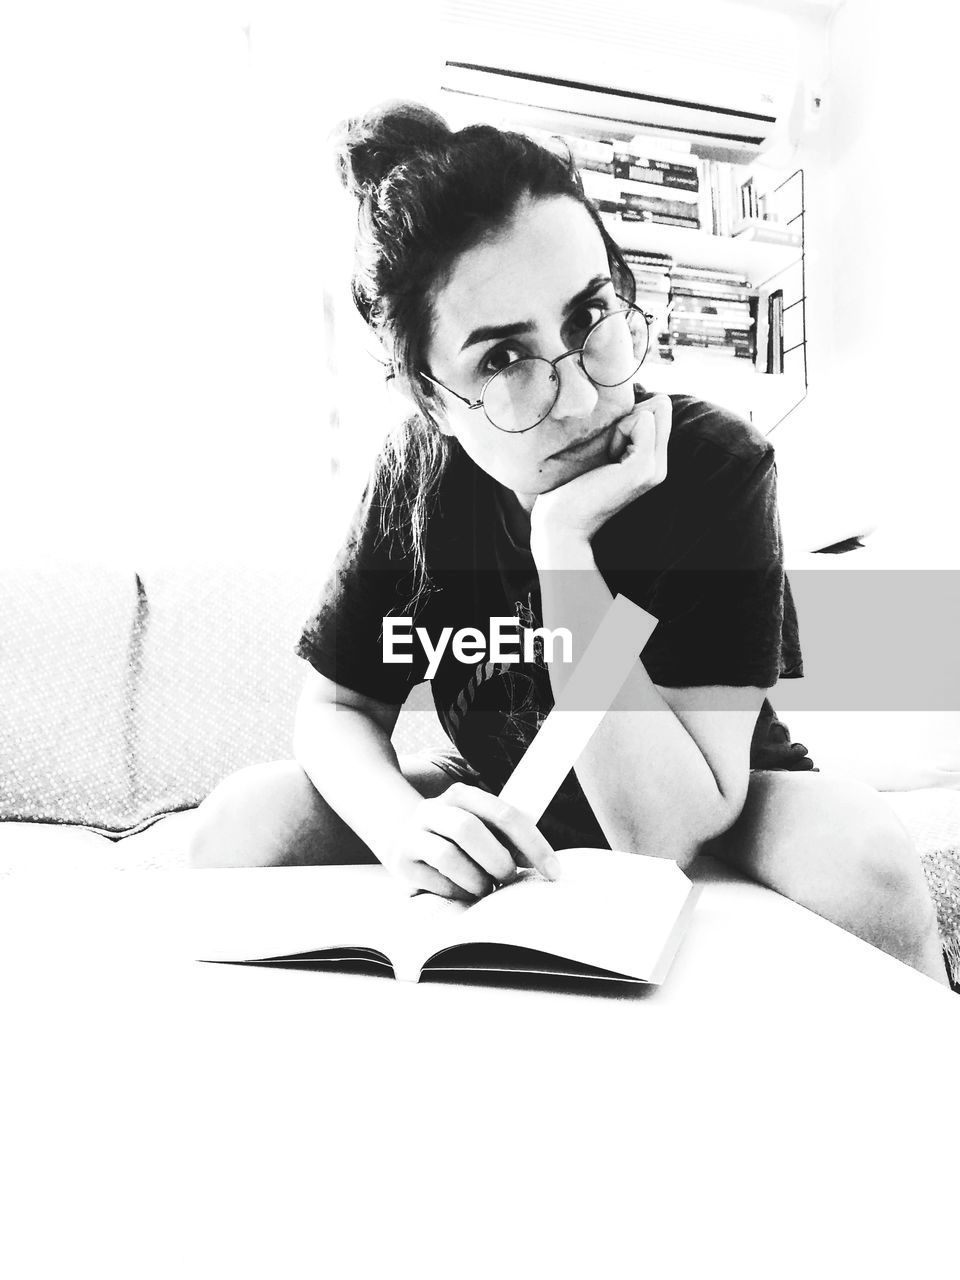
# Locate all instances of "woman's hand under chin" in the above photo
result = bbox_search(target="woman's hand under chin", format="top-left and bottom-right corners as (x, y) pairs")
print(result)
(529, 392), (672, 553)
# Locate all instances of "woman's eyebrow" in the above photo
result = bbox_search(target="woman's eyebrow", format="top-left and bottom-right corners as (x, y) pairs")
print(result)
(458, 274), (613, 353)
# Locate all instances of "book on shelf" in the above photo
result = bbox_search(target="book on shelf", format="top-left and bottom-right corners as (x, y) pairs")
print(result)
(622, 132), (693, 159)
(563, 135), (615, 169)
(578, 170), (701, 217)
(663, 339), (756, 360)
(766, 289), (785, 373)
(581, 170), (699, 207)
(668, 321), (755, 343)
(670, 313), (754, 330)
(620, 191), (700, 220)
(671, 266), (752, 288)
(200, 850), (700, 986)
(670, 283), (755, 302)
(621, 248), (674, 270)
(669, 321), (754, 338)
(613, 156), (699, 191)
(670, 297), (753, 317)
(622, 209), (700, 229)
(733, 217), (802, 247)
(630, 268), (672, 289)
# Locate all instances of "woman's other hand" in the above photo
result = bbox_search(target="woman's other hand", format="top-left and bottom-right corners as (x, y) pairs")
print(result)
(381, 782), (562, 901)
(531, 392), (672, 549)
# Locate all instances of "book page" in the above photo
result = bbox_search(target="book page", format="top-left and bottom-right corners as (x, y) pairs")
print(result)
(422, 849), (697, 984)
(386, 891), (472, 981)
(192, 864), (419, 972)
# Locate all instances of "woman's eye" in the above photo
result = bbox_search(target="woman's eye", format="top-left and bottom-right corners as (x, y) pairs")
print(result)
(479, 344), (524, 377)
(567, 299), (610, 341)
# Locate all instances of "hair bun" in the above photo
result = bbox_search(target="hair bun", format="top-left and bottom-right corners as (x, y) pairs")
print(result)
(333, 100), (451, 197)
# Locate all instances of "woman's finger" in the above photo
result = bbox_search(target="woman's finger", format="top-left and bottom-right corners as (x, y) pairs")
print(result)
(436, 784), (560, 880)
(416, 831), (495, 898)
(404, 861), (474, 903)
(636, 392), (672, 484)
(425, 802), (519, 884)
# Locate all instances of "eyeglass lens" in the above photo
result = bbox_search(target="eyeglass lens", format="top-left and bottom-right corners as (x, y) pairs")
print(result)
(484, 308), (649, 432)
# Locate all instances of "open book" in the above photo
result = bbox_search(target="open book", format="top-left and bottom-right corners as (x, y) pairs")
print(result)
(200, 850), (700, 985)
(201, 597), (702, 988)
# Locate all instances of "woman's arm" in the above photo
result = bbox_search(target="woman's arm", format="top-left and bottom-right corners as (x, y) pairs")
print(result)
(293, 669), (424, 860)
(293, 669), (559, 894)
(532, 534), (764, 867)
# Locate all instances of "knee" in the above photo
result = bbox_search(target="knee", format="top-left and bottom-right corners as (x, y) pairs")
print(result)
(188, 760), (346, 869)
(843, 792), (939, 961)
(731, 771), (939, 964)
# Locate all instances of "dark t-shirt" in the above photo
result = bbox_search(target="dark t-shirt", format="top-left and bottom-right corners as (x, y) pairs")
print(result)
(297, 392), (815, 847)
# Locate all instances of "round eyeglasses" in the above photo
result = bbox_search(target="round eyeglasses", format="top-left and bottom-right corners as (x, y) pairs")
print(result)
(419, 301), (653, 434)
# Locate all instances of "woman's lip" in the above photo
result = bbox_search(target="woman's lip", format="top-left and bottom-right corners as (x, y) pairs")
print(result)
(549, 422), (614, 458)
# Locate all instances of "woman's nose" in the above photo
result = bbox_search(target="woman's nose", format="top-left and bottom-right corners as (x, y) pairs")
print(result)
(548, 349), (598, 422)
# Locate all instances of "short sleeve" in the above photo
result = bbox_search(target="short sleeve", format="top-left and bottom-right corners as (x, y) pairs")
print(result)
(637, 444), (799, 689)
(295, 480), (429, 704)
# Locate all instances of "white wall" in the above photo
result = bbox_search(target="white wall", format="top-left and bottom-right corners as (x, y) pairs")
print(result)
(773, 0), (960, 563)
(0, 1), (444, 571)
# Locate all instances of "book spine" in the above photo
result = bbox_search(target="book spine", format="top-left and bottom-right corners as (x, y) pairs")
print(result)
(578, 158), (615, 176)
(621, 250), (674, 268)
(619, 133), (693, 160)
(670, 284), (754, 302)
(586, 170), (699, 204)
(670, 311), (754, 327)
(613, 157), (699, 190)
(671, 267), (751, 286)
(733, 219), (802, 246)
(668, 334), (756, 357)
(670, 296), (753, 313)
(620, 177), (699, 204)
(619, 192), (700, 219)
(767, 289), (785, 374)
(620, 210), (701, 228)
(563, 137), (615, 168)
(669, 320), (755, 339)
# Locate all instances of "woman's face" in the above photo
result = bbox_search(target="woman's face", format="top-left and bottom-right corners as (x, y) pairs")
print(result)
(422, 194), (637, 510)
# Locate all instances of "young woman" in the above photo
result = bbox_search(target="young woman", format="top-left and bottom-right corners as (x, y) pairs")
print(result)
(190, 101), (949, 986)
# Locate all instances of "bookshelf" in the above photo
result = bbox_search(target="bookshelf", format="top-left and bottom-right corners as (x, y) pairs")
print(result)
(623, 165), (808, 435)
(596, 156), (808, 436)
(600, 215), (802, 281)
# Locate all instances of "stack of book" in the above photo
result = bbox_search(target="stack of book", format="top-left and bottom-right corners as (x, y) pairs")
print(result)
(619, 248), (672, 330)
(535, 128), (800, 248)
(732, 177), (801, 246)
(662, 267), (756, 362)
(575, 136), (701, 231)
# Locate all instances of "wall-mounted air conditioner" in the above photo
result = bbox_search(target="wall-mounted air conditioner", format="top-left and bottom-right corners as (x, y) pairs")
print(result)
(436, 0), (813, 157)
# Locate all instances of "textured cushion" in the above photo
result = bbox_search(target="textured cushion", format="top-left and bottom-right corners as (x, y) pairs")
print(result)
(885, 789), (960, 983)
(0, 566), (140, 828)
(130, 565), (321, 827)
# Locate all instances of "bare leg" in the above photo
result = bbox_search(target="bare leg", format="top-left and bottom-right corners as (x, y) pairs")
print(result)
(701, 770), (950, 986)
(188, 757), (458, 869)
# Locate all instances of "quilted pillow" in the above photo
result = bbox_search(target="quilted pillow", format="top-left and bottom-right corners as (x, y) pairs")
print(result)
(0, 566), (140, 830)
(130, 564), (322, 829)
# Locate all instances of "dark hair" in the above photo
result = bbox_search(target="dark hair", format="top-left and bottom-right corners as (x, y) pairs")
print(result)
(333, 100), (636, 605)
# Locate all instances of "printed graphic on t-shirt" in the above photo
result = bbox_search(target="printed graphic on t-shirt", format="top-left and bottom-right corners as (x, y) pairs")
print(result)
(440, 591), (550, 783)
